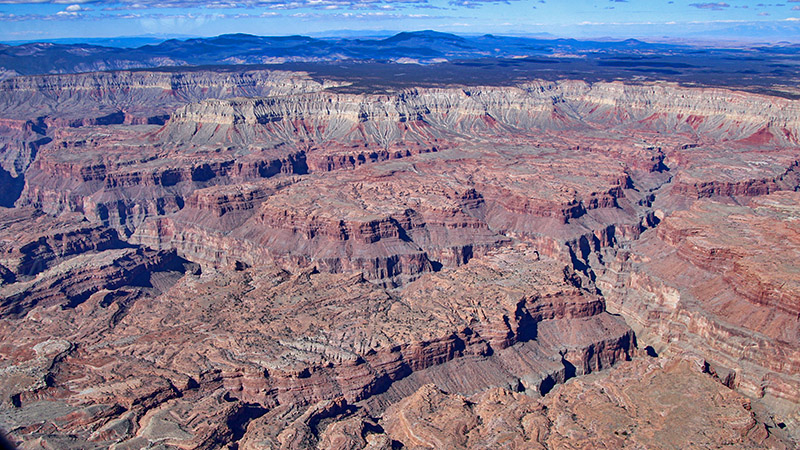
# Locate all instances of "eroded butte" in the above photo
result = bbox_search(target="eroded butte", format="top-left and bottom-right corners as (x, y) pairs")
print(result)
(0, 69), (797, 448)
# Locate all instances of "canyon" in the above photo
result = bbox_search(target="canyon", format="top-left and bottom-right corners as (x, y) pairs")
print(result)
(0, 62), (798, 449)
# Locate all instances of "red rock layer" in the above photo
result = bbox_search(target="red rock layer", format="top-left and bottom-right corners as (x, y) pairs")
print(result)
(0, 208), (123, 280)
(326, 357), (789, 450)
(597, 191), (800, 430)
(1, 246), (633, 448)
(1, 75), (800, 448)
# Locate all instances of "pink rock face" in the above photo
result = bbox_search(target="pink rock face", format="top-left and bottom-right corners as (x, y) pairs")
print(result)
(364, 357), (789, 450)
(598, 191), (800, 419)
(0, 70), (799, 447)
(0, 245), (634, 449)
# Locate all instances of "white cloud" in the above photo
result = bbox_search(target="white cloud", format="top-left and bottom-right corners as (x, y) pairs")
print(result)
(0, 0), (433, 9)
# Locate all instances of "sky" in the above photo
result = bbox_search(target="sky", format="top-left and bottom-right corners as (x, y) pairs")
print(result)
(0, 0), (799, 42)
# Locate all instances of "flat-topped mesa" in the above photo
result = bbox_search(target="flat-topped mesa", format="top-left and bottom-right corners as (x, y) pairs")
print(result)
(184, 183), (278, 218)
(131, 141), (645, 286)
(161, 81), (800, 149)
(537, 80), (800, 141)
(303, 143), (441, 173)
(132, 211), (497, 285)
(255, 213), (435, 283)
(481, 183), (627, 225)
(0, 69), (338, 123)
(135, 180), (506, 284)
(129, 178), (298, 270)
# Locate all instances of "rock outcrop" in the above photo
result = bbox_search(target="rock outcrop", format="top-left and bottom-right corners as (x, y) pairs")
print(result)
(0, 69), (339, 123)
(350, 357), (790, 450)
(0, 69), (799, 448)
(597, 191), (800, 432)
(0, 245), (634, 449)
(0, 208), (124, 281)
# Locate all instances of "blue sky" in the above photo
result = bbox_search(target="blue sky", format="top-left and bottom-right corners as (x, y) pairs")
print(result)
(1, 0), (799, 41)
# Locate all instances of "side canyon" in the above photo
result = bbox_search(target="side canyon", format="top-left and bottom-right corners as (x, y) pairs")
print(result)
(0, 67), (797, 448)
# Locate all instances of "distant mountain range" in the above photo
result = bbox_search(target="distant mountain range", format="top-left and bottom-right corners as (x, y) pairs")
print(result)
(0, 31), (740, 77)
(1, 30), (799, 85)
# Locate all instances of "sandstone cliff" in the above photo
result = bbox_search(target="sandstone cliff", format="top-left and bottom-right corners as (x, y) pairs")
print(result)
(0, 71), (799, 447)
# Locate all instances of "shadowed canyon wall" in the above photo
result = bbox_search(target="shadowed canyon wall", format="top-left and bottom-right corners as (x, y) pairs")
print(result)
(0, 69), (797, 448)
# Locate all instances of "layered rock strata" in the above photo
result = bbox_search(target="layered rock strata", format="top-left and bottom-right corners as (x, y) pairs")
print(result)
(313, 356), (789, 450)
(1, 245), (633, 448)
(0, 72), (799, 447)
(0, 70), (339, 123)
(22, 79), (800, 245)
(597, 191), (800, 434)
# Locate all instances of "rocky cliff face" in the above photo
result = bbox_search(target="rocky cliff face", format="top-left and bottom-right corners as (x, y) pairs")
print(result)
(0, 245), (635, 449)
(0, 69), (338, 211)
(19, 78), (798, 246)
(596, 191), (800, 424)
(0, 69), (339, 122)
(162, 80), (800, 148)
(0, 70), (798, 448)
(310, 356), (787, 450)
